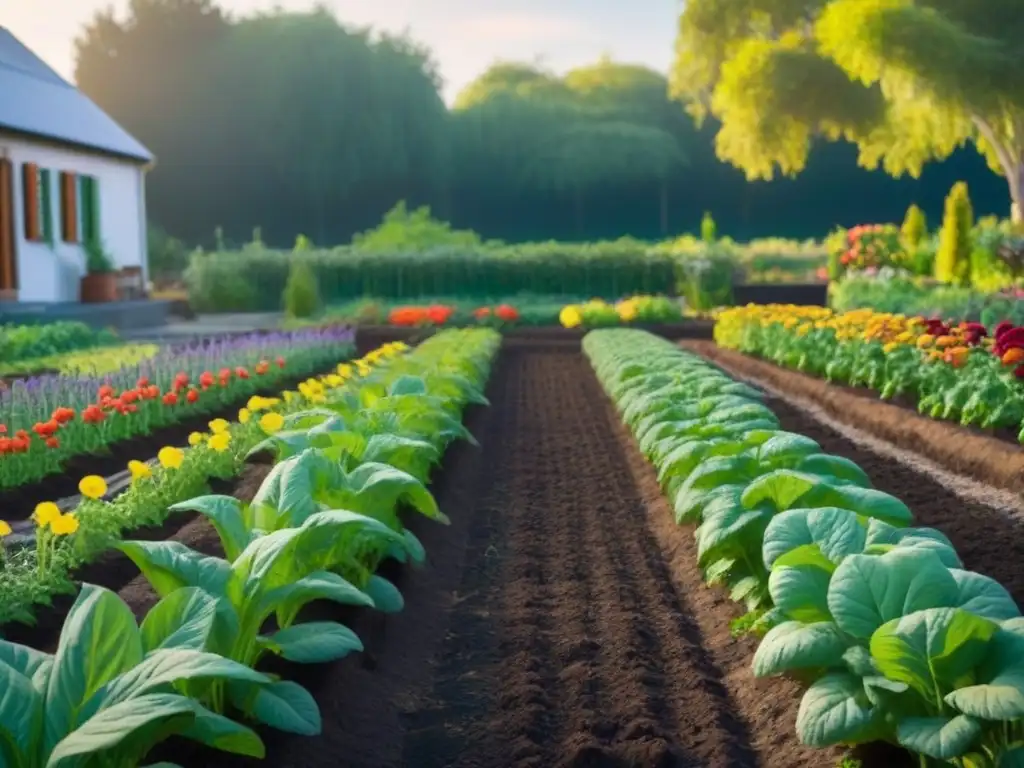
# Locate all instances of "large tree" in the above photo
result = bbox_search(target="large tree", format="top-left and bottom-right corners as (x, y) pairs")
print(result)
(670, 0), (1024, 220)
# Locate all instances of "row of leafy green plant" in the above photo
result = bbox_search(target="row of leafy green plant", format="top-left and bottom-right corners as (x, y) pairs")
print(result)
(584, 329), (1024, 767)
(0, 327), (499, 765)
(0, 321), (119, 365)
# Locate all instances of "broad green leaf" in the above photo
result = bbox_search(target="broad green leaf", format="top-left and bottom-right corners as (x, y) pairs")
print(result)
(896, 715), (981, 760)
(167, 496), (250, 561)
(45, 585), (144, 752)
(803, 485), (913, 527)
(117, 541), (233, 598)
(870, 608), (996, 700)
(828, 549), (958, 639)
(950, 570), (1021, 622)
(180, 705), (264, 757)
(261, 622), (363, 663)
(796, 672), (882, 747)
(342, 463), (447, 524)
(85, 649), (269, 713)
(0, 640), (53, 689)
(769, 558), (834, 623)
(262, 570), (373, 630)
(797, 454), (872, 486)
(945, 630), (1024, 720)
(0, 657), (43, 755)
(400, 529), (426, 565)
(695, 505), (772, 567)
(762, 507), (867, 569)
(47, 693), (195, 768)
(753, 621), (849, 677)
(756, 433), (821, 467)
(674, 483), (744, 525)
(741, 470), (819, 511)
(364, 575), (404, 614)
(140, 587), (220, 653)
(230, 679), (321, 735)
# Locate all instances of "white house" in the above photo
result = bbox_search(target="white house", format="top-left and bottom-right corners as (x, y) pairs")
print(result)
(0, 26), (153, 303)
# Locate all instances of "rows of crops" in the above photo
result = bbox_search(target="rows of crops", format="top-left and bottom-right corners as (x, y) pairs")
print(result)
(0, 327), (498, 763)
(586, 329), (1024, 767)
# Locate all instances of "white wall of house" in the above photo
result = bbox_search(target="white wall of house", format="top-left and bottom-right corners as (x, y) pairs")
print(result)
(0, 130), (148, 302)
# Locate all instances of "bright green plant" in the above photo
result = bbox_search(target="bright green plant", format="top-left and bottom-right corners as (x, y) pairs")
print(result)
(117, 509), (405, 734)
(283, 257), (321, 318)
(901, 204), (927, 250)
(935, 182), (974, 286)
(0, 583), (269, 767)
(701, 211), (717, 242)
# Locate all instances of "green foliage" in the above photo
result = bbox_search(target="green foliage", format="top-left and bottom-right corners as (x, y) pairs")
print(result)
(187, 239), (678, 312)
(935, 182), (974, 286)
(899, 204), (926, 250)
(147, 223), (191, 281)
(351, 202), (483, 251)
(0, 321), (117, 363)
(293, 234), (314, 252)
(671, 0), (1024, 217)
(84, 239), (115, 274)
(701, 211), (717, 243)
(283, 258), (321, 319)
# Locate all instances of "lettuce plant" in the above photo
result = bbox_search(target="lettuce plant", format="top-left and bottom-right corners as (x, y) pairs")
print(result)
(117, 509), (407, 734)
(0, 583), (269, 767)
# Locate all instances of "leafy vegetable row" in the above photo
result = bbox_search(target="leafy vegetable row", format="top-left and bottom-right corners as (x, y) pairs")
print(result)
(0, 328), (499, 767)
(584, 329), (1024, 768)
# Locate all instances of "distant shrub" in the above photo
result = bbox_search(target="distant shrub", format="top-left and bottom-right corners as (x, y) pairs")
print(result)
(935, 182), (974, 286)
(351, 201), (485, 251)
(283, 258), (321, 319)
(701, 211), (717, 243)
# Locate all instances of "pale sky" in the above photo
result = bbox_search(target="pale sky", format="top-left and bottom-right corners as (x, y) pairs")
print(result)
(5, 0), (680, 103)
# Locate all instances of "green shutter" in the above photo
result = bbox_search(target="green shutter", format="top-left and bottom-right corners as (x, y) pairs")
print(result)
(90, 176), (100, 241)
(39, 169), (53, 244)
(79, 176), (100, 244)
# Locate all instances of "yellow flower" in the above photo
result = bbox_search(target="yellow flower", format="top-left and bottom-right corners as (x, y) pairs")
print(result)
(128, 460), (151, 481)
(882, 342), (899, 354)
(560, 305), (582, 328)
(158, 446), (184, 469)
(282, 390), (298, 402)
(208, 418), (229, 434)
(616, 301), (638, 322)
(78, 475), (107, 500)
(916, 334), (935, 348)
(33, 502), (61, 528)
(259, 412), (285, 434)
(208, 432), (231, 453)
(238, 408), (251, 424)
(0, 520), (11, 537)
(50, 514), (80, 536)
(188, 432), (205, 446)
(336, 364), (353, 377)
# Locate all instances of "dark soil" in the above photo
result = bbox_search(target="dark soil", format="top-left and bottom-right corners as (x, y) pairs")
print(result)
(0, 364), (350, 521)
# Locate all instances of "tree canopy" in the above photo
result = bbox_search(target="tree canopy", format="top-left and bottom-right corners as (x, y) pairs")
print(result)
(670, 0), (1024, 220)
(73, 0), (1012, 247)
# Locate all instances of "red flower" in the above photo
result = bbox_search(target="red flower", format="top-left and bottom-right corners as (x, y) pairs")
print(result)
(994, 326), (1024, 357)
(255, 361), (270, 375)
(199, 371), (215, 388)
(473, 307), (491, 319)
(137, 376), (150, 388)
(145, 385), (160, 399)
(163, 392), (179, 406)
(45, 437), (59, 449)
(98, 384), (114, 399)
(10, 437), (29, 453)
(32, 420), (58, 438)
(52, 407), (75, 424)
(81, 405), (105, 424)
(14, 429), (28, 441)
(173, 373), (190, 391)
(276, 356), (286, 368)
(0, 438), (10, 454)
(218, 368), (232, 380)
(426, 305), (454, 325)
(120, 389), (139, 404)
(235, 367), (250, 380)
(495, 304), (519, 322)
(186, 389), (199, 403)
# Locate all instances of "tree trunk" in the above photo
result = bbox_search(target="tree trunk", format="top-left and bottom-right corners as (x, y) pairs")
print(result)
(660, 180), (668, 236)
(1010, 162), (1023, 224)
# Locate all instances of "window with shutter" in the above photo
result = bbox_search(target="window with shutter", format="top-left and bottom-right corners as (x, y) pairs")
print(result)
(22, 163), (40, 241)
(79, 175), (100, 244)
(60, 172), (78, 243)
(39, 169), (53, 244)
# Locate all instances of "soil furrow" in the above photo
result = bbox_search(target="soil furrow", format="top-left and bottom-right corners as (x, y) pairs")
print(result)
(404, 344), (760, 768)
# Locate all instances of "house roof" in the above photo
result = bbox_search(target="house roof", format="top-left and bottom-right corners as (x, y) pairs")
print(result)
(0, 27), (154, 164)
